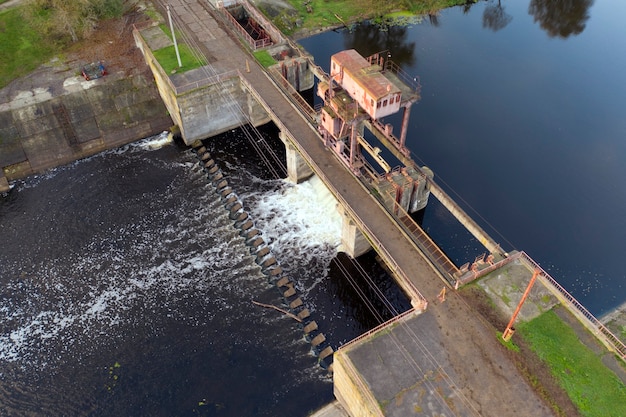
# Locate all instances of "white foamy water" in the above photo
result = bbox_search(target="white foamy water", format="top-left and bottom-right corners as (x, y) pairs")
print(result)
(247, 175), (343, 251)
(0, 148), (263, 367)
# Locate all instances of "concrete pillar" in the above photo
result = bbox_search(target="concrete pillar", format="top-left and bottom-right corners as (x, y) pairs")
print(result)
(338, 205), (371, 258)
(282, 133), (313, 183)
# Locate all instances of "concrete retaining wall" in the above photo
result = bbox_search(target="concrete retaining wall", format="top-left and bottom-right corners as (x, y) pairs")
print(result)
(133, 25), (271, 145)
(333, 352), (383, 417)
(0, 71), (172, 182)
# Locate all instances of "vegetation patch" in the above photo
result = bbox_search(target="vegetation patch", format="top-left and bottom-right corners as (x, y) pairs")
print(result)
(0, 8), (58, 88)
(253, 50), (277, 68)
(153, 44), (206, 74)
(496, 331), (520, 352)
(518, 309), (626, 417)
(278, 0), (472, 36)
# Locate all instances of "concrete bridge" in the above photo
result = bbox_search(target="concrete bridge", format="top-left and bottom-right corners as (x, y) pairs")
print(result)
(133, 1), (559, 415)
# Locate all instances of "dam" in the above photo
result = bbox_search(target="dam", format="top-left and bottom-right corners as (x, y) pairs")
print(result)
(129, 0), (626, 416)
(2, 0), (626, 415)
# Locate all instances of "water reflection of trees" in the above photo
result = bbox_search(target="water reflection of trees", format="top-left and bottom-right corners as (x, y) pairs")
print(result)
(483, 0), (512, 32)
(342, 22), (416, 68)
(528, 0), (594, 38)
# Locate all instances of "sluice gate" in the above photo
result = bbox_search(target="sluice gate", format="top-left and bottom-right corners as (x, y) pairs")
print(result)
(191, 141), (335, 369)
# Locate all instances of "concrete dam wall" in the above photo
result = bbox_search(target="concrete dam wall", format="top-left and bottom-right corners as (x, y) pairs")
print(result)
(0, 69), (172, 190)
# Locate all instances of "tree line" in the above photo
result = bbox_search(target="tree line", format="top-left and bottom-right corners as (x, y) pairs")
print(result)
(23, 0), (124, 43)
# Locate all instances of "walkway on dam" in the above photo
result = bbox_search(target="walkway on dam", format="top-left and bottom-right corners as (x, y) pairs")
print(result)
(159, 1), (555, 415)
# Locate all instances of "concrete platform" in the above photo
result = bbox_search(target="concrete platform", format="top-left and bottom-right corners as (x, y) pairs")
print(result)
(309, 401), (349, 417)
(335, 298), (554, 417)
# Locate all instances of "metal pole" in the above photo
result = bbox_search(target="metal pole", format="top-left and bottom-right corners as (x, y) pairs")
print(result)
(167, 4), (182, 68)
(502, 268), (540, 341)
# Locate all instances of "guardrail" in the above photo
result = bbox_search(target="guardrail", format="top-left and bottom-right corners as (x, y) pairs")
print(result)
(267, 66), (318, 124)
(339, 307), (417, 351)
(520, 252), (626, 362)
(218, 5), (272, 50)
(390, 200), (459, 282)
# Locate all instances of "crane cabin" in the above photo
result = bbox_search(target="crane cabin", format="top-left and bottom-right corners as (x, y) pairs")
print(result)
(330, 49), (402, 120)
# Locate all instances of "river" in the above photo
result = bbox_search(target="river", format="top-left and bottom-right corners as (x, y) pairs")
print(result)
(300, 0), (626, 316)
(0, 126), (410, 416)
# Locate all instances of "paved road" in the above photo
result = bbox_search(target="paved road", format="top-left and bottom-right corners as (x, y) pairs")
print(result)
(158, 1), (555, 415)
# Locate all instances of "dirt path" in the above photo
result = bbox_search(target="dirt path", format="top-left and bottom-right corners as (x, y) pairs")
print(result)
(0, 6), (151, 105)
(0, 0), (23, 11)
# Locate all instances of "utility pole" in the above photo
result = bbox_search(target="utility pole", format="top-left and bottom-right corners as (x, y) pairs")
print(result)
(502, 268), (540, 342)
(167, 4), (182, 69)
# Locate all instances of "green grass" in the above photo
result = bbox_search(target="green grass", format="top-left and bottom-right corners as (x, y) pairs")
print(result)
(0, 8), (58, 88)
(153, 25), (206, 74)
(518, 309), (626, 417)
(274, 0), (471, 35)
(253, 50), (277, 68)
(496, 331), (520, 352)
(152, 44), (206, 74)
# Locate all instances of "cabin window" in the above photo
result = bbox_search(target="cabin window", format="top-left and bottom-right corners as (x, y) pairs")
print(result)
(376, 101), (381, 109)
(395, 95), (400, 103)
(370, 99), (374, 107)
(383, 99), (388, 107)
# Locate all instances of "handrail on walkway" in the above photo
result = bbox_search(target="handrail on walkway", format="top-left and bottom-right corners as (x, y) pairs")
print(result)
(520, 252), (626, 362)
(339, 307), (417, 351)
(238, 72), (429, 312)
(388, 199), (459, 283)
(267, 66), (317, 124)
(218, 4), (272, 50)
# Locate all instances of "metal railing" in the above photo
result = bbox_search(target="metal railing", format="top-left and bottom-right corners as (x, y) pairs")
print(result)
(520, 252), (626, 362)
(218, 6), (272, 50)
(339, 307), (417, 351)
(267, 66), (318, 124)
(383, 60), (421, 94)
(390, 200), (460, 282)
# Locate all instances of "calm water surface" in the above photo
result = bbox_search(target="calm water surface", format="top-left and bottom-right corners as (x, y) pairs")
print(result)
(300, 0), (626, 315)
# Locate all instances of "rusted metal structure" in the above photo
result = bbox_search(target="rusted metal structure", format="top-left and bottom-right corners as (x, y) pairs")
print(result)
(317, 49), (427, 214)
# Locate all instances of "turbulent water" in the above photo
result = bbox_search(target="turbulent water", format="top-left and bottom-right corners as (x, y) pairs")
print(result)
(0, 126), (410, 416)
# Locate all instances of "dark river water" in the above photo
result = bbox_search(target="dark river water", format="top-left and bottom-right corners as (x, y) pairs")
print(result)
(301, 0), (626, 317)
(0, 128), (409, 416)
(1, 1), (625, 416)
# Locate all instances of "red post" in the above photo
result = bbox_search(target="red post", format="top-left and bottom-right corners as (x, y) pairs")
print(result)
(502, 268), (540, 341)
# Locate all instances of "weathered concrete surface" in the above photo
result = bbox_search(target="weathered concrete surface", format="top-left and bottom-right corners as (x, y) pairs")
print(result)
(0, 13), (173, 182)
(335, 297), (556, 417)
(0, 72), (171, 180)
(309, 401), (349, 417)
(134, 20), (272, 144)
(0, 174), (9, 193)
(477, 258), (559, 323)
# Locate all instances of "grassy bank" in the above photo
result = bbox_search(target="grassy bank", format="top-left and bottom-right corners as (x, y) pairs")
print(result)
(267, 0), (472, 36)
(518, 309), (626, 417)
(0, 8), (58, 88)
